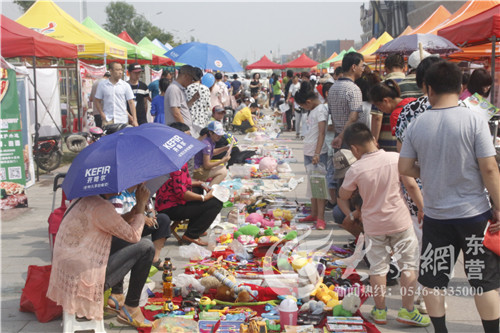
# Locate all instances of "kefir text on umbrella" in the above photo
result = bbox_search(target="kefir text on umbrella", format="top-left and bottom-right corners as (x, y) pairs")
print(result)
(84, 166), (111, 177)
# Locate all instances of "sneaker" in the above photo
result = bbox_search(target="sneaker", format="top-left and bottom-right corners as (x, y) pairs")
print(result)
(416, 296), (427, 314)
(396, 307), (430, 327)
(370, 307), (387, 325)
(316, 219), (326, 230)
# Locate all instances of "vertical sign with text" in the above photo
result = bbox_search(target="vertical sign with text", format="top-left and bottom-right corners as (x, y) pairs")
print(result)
(0, 68), (28, 209)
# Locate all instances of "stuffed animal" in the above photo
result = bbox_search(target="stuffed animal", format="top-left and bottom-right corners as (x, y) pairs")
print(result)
(207, 267), (258, 303)
(311, 283), (340, 308)
(284, 230), (297, 241)
(300, 300), (325, 315)
(245, 212), (275, 228)
(234, 225), (260, 239)
(332, 293), (361, 317)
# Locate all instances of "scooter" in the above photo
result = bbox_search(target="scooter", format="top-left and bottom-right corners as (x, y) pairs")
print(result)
(34, 135), (63, 172)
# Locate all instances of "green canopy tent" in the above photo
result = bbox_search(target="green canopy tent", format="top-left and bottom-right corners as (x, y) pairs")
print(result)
(81, 17), (152, 62)
(318, 47), (358, 69)
(138, 37), (179, 66)
(318, 50), (346, 69)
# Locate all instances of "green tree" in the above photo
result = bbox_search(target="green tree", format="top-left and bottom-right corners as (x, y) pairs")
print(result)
(240, 59), (249, 69)
(13, 0), (35, 12)
(104, 2), (177, 46)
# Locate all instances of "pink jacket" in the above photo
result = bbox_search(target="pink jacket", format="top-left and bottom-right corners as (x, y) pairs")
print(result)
(47, 195), (144, 320)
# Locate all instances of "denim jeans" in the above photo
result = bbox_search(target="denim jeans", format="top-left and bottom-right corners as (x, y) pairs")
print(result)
(104, 237), (154, 307)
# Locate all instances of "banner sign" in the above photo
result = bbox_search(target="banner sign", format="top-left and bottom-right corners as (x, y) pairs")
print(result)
(79, 61), (106, 128)
(0, 68), (28, 209)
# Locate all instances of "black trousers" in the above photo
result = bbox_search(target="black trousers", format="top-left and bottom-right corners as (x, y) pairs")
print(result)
(161, 198), (222, 239)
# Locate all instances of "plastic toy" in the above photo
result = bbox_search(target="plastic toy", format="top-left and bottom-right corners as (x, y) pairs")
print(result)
(199, 296), (216, 311)
(240, 320), (268, 333)
(310, 283), (340, 308)
(332, 293), (361, 317)
(163, 300), (179, 312)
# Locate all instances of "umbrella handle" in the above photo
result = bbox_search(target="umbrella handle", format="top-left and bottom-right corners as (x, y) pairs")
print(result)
(419, 42), (424, 61)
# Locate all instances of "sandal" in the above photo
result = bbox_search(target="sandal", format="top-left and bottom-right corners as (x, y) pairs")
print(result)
(152, 259), (162, 270)
(299, 215), (317, 222)
(117, 306), (152, 328)
(105, 295), (122, 315)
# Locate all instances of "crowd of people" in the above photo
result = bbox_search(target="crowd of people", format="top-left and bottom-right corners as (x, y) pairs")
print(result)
(50, 51), (499, 332)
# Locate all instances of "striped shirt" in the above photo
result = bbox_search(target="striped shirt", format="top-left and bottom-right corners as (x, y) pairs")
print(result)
(327, 78), (363, 134)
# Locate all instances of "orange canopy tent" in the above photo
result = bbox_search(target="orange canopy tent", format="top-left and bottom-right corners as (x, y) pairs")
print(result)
(358, 38), (376, 53)
(439, 4), (500, 103)
(410, 5), (451, 35)
(398, 26), (413, 37)
(427, 0), (500, 35)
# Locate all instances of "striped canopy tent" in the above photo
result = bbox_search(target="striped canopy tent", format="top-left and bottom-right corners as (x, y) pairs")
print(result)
(16, 0), (127, 62)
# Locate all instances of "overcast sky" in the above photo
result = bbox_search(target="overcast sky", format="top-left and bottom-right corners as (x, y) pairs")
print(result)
(1, 0), (365, 63)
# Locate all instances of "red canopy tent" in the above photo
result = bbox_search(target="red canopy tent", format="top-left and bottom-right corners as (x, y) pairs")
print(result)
(438, 4), (500, 104)
(1, 14), (77, 58)
(118, 30), (137, 45)
(284, 53), (319, 68)
(246, 55), (285, 70)
(1, 15), (79, 177)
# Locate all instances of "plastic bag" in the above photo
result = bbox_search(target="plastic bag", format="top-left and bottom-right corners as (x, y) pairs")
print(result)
(151, 316), (199, 332)
(229, 239), (251, 260)
(306, 163), (329, 199)
(178, 242), (212, 260)
(19, 265), (62, 322)
(174, 274), (205, 297)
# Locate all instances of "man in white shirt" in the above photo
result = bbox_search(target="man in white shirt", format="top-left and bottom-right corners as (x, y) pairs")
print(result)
(95, 62), (138, 127)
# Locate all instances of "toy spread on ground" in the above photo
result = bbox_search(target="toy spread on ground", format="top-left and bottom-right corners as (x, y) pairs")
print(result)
(119, 116), (380, 333)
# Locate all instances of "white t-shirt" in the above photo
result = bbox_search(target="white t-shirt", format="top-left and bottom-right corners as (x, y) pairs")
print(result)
(303, 103), (329, 156)
(289, 83), (300, 97)
(95, 79), (134, 124)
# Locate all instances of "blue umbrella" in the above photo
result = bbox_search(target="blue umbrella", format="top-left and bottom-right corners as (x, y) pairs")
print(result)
(62, 123), (205, 200)
(165, 42), (243, 72)
(374, 33), (461, 56)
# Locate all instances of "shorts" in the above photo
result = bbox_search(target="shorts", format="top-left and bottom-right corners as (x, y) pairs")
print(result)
(332, 205), (345, 224)
(326, 156), (337, 189)
(418, 211), (500, 292)
(365, 227), (419, 276)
